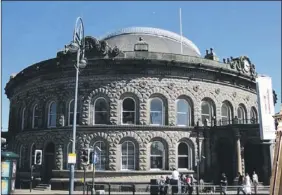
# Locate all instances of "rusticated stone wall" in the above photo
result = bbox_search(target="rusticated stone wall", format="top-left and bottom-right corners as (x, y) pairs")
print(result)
(9, 74), (258, 132)
(12, 128), (197, 172)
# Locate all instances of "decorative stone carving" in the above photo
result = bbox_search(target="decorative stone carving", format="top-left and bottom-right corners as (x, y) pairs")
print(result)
(139, 81), (147, 88)
(215, 88), (220, 95)
(246, 96), (250, 101)
(168, 83), (175, 90)
(193, 85), (199, 92)
(232, 92), (237, 98)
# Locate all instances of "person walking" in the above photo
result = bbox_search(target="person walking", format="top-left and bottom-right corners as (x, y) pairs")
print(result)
(252, 171), (259, 194)
(220, 173), (228, 195)
(244, 173), (252, 194)
(159, 176), (166, 195)
(237, 172), (246, 195)
(171, 168), (179, 195)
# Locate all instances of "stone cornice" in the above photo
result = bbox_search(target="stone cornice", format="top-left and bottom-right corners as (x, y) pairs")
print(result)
(5, 51), (257, 98)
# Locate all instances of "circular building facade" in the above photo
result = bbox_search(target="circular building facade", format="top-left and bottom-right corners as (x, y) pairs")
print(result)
(5, 27), (272, 188)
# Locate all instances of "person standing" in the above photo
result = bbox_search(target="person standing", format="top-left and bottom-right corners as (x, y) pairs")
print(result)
(171, 168), (179, 195)
(244, 173), (252, 195)
(237, 172), (246, 195)
(252, 171), (259, 194)
(220, 173), (228, 195)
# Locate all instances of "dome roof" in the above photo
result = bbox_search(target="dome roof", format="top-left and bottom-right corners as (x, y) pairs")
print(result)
(101, 27), (201, 57)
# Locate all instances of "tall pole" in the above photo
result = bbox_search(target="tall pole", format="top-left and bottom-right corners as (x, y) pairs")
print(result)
(68, 17), (85, 195)
(179, 8), (183, 54)
(69, 49), (80, 195)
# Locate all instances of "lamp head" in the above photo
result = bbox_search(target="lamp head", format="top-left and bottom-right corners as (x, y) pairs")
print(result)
(66, 41), (80, 53)
(79, 58), (87, 69)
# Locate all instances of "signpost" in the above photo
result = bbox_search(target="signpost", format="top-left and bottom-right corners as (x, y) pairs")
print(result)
(68, 153), (77, 164)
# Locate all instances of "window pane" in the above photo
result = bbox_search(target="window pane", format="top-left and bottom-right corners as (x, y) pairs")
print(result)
(127, 143), (135, 155)
(122, 112), (135, 124)
(178, 143), (188, 155)
(178, 157), (188, 169)
(95, 112), (108, 124)
(150, 112), (162, 125)
(33, 117), (39, 128)
(151, 99), (162, 112)
(127, 155), (134, 169)
(123, 98), (135, 111)
(177, 99), (189, 113)
(221, 104), (228, 117)
(151, 141), (164, 155)
(50, 103), (56, 114)
(237, 108), (243, 119)
(150, 156), (163, 169)
(49, 114), (56, 127)
(201, 101), (210, 115)
(122, 143), (128, 155)
(177, 113), (188, 126)
(122, 156), (127, 169)
(95, 99), (107, 112)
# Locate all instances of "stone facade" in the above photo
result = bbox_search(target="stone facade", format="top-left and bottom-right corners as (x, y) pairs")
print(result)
(5, 35), (273, 186)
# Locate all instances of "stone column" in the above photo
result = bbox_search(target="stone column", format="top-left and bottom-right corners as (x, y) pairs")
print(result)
(236, 139), (242, 174)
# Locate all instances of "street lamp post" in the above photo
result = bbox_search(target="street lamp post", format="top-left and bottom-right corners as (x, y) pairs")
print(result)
(65, 17), (87, 195)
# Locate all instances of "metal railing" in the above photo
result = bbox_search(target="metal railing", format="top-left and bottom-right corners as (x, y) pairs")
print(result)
(84, 182), (270, 195)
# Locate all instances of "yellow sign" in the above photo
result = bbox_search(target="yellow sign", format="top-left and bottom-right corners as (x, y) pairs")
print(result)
(68, 153), (77, 164)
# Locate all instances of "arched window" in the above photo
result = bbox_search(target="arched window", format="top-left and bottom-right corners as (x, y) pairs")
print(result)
(250, 107), (258, 124)
(30, 144), (36, 166)
(201, 100), (214, 125)
(21, 107), (26, 130)
(121, 141), (135, 170)
(48, 102), (57, 128)
(237, 105), (246, 124)
(68, 99), (80, 126)
(94, 98), (108, 125)
(150, 141), (165, 169)
(93, 141), (107, 170)
(176, 99), (191, 126)
(221, 103), (232, 125)
(122, 98), (136, 125)
(32, 104), (40, 129)
(150, 98), (164, 125)
(178, 142), (193, 169)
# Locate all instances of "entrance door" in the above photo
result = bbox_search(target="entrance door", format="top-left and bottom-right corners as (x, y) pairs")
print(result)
(43, 142), (55, 183)
(216, 139), (235, 184)
(244, 142), (264, 180)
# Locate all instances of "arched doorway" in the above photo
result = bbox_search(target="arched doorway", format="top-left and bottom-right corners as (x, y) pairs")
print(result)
(244, 142), (264, 181)
(216, 138), (235, 184)
(43, 142), (55, 183)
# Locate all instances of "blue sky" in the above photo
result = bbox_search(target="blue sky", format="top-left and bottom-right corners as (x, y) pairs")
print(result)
(2, 1), (281, 131)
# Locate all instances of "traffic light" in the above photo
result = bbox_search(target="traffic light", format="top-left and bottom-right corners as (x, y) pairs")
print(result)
(34, 150), (42, 165)
(81, 149), (89, 164)
(89, 151), (94, 164)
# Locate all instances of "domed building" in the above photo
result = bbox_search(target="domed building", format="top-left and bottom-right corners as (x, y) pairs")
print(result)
(4, 26), (275, 189)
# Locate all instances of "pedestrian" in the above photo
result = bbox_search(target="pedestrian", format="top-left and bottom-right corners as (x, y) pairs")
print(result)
(171, 168), (179, 195)
(220, 173), (228, 195)
(159, 176), (166, 195)
(237, 172), (246, 195)
(186, 174), (194, 195)
(244, 173), (252, 195)
(252, 171), (259, 194)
